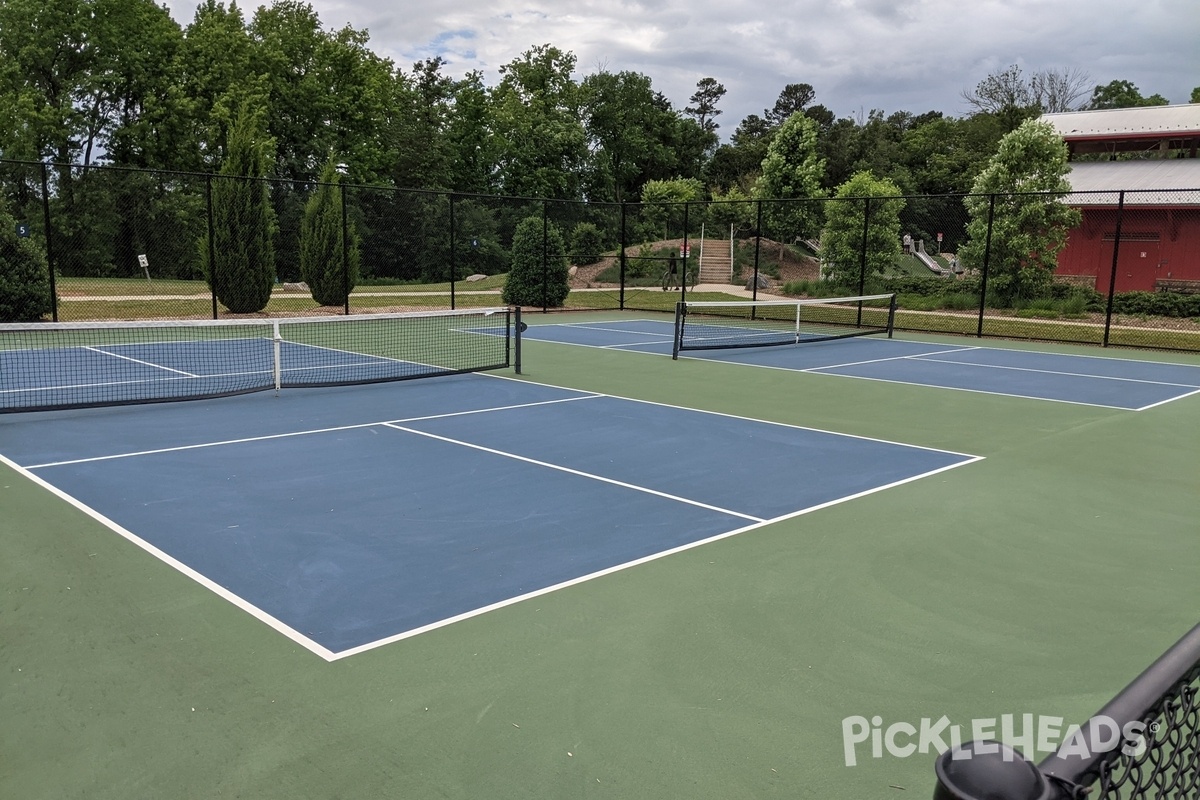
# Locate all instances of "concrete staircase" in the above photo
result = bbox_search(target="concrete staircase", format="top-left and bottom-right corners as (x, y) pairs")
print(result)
(694, 239), (734, 284)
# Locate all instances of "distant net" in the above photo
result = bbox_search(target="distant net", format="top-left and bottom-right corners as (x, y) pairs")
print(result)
(672, 294), (896, 357)
(0, 308), (515, 412)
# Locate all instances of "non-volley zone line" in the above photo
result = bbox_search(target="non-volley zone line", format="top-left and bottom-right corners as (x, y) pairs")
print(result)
(23, 393), (604, 469)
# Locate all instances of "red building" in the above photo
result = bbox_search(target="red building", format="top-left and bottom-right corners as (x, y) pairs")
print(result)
(1042, 105), (1200, 293)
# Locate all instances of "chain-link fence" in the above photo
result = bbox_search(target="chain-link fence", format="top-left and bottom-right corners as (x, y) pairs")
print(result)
(3, 160), (1198, 353)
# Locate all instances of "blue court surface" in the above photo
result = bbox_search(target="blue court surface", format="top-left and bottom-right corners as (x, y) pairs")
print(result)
(519, 318), (1200, 410)
(0, 373), (979, 659)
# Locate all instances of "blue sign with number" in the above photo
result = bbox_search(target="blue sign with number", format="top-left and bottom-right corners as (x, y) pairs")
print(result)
(16, 222), (30, 238)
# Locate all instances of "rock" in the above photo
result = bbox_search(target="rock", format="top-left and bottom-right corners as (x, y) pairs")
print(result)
(745, 274), (771, 290)
(464, 274), (488, 282)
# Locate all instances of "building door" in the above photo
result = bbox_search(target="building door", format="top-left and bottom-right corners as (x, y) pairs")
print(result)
(1097, 233), (1161, 293)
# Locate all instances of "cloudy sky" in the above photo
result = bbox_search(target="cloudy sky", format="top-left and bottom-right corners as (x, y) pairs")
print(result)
(163, 0), (1198, 137)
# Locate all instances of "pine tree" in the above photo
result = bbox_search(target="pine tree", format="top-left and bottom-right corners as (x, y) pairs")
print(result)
(300, 156), (359, 306)
(202, 102), (277, 314)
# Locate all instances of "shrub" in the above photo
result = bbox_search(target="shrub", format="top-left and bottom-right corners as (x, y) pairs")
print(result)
(569, 222), (606, 266)
(0, 206), (53, 322)
(502, 216), (570, 307)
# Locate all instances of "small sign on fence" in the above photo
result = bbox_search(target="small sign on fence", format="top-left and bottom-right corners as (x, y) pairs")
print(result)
(16, 222), (29, 238)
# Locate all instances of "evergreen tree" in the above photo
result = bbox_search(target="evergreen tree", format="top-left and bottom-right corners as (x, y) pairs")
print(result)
(300, 156), (359, 306)
(203, 102), (277, 314)
(0, 200), (53, 322)
(502, 215), (569, 308)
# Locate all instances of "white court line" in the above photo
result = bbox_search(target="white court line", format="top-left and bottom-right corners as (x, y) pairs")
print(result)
(85, 345), (200, 378)
(552, 322), (674, 338)
(381, 422), (765, 523)
(6, 374), (983, 661)
(24, 394), (604, 469)
(601, 340), (676, 349)
(484, 371), (984, 459)
(331, 453), (982, 660)
(799, 370), (1142, 411)
(522, 325), (1197, 410)
(799, 345), (980, 373)
(909, 355), (1200, 388)
(1137, 386), (1200, 411)
(0, 452), (340, 662)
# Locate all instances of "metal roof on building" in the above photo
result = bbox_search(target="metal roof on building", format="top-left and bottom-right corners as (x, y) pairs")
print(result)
(1042, 105), (1200, 140)
(1064, 159), (1200, 206)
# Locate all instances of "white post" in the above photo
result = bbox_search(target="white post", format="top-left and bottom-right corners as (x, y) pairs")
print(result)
(729, 224), (735, 282)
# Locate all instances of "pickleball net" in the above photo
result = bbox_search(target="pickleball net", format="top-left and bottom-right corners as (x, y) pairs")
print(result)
(0, 307), (518, 412)
(672, 294), (897, 358)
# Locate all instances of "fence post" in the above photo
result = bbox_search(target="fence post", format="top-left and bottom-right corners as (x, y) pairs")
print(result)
(340, 182), (350, 315)
(206, 173), (218, 320)
(752, 200), (763, 308)
(975, 193), (997, 338)
(619, 202), (627, 310)
(1101, 191), (1125, 348)
(449, 194), (457, 311)
(39, 162), (59, 322)
(541, 200), (549, 313)
(681, 202), (690, 303)
(857, 196), (871, 326)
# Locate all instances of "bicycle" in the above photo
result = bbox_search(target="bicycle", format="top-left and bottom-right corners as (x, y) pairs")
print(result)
(661, 267), (697, 291)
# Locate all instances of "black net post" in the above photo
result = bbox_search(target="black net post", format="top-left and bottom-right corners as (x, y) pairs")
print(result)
(975, 193), (997, 338)
(39, 162), (59, 322)
(672, 300), (684, 359)
(1101, 191), (1125, 348)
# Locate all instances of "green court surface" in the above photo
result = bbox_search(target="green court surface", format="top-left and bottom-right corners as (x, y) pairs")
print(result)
(2, 311), (1198, 799)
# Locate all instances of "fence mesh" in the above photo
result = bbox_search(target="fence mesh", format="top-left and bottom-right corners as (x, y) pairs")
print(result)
(2, 160), (1198, 354)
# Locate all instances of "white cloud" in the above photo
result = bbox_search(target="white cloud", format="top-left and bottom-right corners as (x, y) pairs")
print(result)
(163, 0), (1200, 135)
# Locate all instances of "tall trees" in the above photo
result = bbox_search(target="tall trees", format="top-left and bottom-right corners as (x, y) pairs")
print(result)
(204, 103), (277, 313)
(580, 70), (678, 202)
(1087, 80), (1170, 109)
(300, 155), (359, 306)
(490, 45), (587, 200)
(958, 119), (1079, 303)
(756, 112), (825, 241)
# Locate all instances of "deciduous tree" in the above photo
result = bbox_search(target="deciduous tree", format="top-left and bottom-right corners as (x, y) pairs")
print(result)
(958, 119), (1080, 304)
